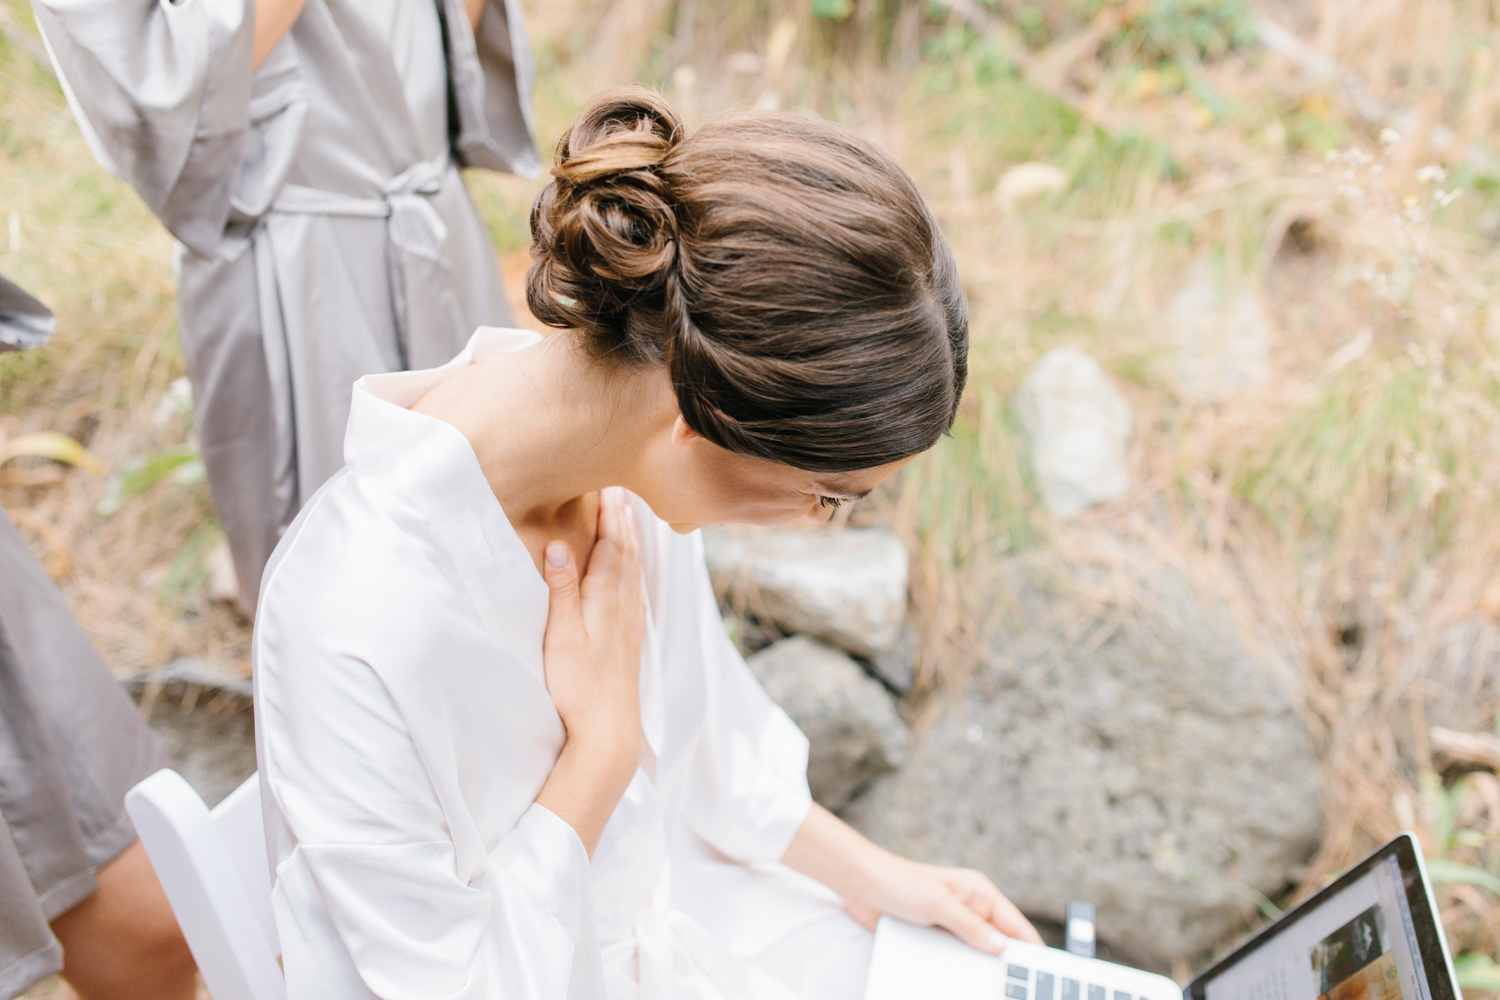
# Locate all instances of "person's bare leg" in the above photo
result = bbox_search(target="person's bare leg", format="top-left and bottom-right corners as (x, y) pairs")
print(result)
(48, 840), (196, 1000)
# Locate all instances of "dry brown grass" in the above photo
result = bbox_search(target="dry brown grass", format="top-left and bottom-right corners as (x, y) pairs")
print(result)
(0, 3), (251, 676)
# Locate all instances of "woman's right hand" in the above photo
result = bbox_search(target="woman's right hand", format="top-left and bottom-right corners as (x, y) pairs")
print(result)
(534, 487), (646, 854)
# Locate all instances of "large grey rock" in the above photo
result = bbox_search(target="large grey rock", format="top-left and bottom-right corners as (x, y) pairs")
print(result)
(747, 636), (910, 812)
(125, 657), (256, 808)
(704, 527), (908, 659)
(868, 625), (917, 696)
(1013, 348), (1132, 519)
(845, 557), (1322, 968)
(1163, 259), (1271, 403)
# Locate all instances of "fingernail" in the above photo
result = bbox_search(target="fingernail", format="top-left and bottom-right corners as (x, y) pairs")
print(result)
(546, 542), (568, 569)
(988, 931), (1007, 952)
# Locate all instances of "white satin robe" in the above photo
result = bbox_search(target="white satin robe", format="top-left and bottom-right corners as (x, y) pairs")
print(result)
(252, 328), (874, 999)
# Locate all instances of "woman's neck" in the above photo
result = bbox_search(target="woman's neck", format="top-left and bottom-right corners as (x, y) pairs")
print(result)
(410, 333), (675, 537)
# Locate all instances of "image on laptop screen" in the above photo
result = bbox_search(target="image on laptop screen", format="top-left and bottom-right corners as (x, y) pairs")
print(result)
(1200, 855), (1434, 1000)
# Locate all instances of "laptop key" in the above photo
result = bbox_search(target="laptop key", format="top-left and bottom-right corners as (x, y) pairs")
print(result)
(1088, 986), (1107, 1000)
(1006, 985), (1028, 1000)
(1037, 973), (1056, 1000)
(1062, 979), (1080, 1000)
(1008, 966), (1030, 982)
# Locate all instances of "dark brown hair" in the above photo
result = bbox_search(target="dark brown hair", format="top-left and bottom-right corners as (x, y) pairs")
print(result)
(527, 86), (968, 473)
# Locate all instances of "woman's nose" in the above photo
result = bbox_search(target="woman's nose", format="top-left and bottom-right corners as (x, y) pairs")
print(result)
(803, 503), (835, 527)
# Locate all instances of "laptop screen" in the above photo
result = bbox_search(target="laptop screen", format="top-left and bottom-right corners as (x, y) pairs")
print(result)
(1188, 835), (1458, 1000)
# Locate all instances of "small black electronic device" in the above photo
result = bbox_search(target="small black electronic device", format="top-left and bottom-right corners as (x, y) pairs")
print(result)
(864, 834), (1461, 1000)
(1187, 833), (1459, 1000)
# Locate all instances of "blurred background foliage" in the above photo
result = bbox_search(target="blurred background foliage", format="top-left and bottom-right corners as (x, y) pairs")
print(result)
(6, 0), (1500, 980)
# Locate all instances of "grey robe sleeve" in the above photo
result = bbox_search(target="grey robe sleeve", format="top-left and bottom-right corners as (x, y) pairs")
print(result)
(0, 275), (54, 353)
(445, 0), (540, 178)
(31, 0), (258, 256)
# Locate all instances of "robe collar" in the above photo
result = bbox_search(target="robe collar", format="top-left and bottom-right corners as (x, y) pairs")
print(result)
(342, 327), (669, 764)
(345, 327), (550, 681)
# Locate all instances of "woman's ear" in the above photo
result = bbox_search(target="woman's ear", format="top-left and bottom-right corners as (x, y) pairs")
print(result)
(670, 416), (701, 448)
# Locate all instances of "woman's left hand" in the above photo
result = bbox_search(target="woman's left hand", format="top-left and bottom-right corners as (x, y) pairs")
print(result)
(781, 803), (1042, 955)
(842, 851), (1043, 954)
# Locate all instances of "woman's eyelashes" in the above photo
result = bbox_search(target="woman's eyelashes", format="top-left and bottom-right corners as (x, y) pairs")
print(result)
(817, 495), (847, 510)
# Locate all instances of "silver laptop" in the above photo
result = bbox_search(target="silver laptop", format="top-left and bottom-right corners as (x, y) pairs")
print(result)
(865, 834), (1461, 1000)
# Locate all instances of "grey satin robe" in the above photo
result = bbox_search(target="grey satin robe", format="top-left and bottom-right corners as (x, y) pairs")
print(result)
(1, 276), (168, 1000)
(33, 0), (541, 612)
(0, 275), (55, 352)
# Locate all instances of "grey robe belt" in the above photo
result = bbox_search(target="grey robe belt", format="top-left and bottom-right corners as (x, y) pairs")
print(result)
(267, 154), (455, 367)
(254, 154), (462, 524)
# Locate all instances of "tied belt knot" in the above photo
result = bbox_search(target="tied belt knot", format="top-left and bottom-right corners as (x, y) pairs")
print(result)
(268, 155), (455, 367)
(597, 873), (801, 999)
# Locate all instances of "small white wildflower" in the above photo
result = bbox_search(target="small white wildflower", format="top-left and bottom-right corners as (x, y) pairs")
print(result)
(1420, 468), (1448, 510)
(995, 162), (1068, 208)
(1435, 188), (1464, 208)
(1325, 149), (1340, 163)
(1380, 127), (1402, 148)
(1416, 163), (1448, 184)
(152, 376), (193, 428)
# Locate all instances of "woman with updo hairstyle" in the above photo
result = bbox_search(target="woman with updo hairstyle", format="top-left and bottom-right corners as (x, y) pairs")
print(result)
(254, 87), (1041, 999)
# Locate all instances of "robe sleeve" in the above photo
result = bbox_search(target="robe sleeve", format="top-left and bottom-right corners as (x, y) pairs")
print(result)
(443, 0), (540, 177)
(258, 637), (597, 999)
(679, 531), (815, 865)
(30, 0), (301, 257)
(0, 274), (55, 352)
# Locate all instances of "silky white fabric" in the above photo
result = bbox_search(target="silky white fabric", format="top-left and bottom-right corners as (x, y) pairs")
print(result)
(253, 328), (874, 999)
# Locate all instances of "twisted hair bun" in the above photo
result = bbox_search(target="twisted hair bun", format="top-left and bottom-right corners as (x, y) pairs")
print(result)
(527, 91), (685, 358)
(527, 86), (969, 473)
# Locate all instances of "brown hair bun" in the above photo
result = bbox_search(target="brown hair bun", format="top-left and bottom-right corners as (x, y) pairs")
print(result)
(528, 91), (684, 337)
(527, 86), (968, 474)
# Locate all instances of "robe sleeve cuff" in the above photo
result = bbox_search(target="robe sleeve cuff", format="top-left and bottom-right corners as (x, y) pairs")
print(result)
(697, 706), (815, 865)
(445, 0), (541, 177)
(752, 707), (816, 860)
(489, 802), (591, 942)
(169, 0), (256, 255)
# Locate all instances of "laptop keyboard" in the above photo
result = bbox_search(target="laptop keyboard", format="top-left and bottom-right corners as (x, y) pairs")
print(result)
(1005, 962), (1136, 1000)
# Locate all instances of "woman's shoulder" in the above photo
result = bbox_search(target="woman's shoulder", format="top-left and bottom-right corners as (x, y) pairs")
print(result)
(256, 469), (467, 653)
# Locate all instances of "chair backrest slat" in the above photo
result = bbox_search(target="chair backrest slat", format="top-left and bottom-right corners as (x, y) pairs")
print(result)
(126, 769), (286, 1000)
(211, 774), (280, 958)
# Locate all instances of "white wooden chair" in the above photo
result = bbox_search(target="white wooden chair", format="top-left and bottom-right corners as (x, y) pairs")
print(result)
(125, 769), (286, 1000)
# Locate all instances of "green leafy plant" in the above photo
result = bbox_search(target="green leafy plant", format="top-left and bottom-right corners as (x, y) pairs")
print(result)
(1426, 857), (1500, 896)
(1082, 0), (1258, 65)
(1454, 954), (1500, 992)
(95, 445), (205, 518)
(813, 0), (855, 21)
